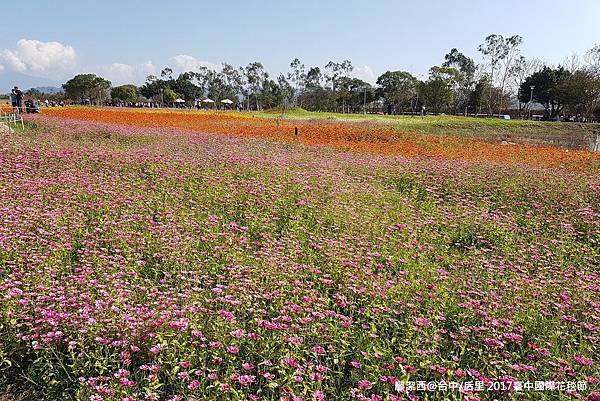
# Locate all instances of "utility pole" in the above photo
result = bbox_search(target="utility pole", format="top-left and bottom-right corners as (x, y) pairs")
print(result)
(160, 88), (164, 108)
(363, 86), (367, 115)
(528, 85), (535, 119)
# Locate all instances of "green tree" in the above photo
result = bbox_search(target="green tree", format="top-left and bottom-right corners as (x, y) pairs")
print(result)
(162, 87), (178, 104)
(259, 79), (285, 109)
(324, 60), (353, 109)
(140, 75), (169, 99)
(419, 79), (453, 113)
(468, 76), (492, 114)
(560, 69), (600, 120)
(244, 62), (268, 110)
(478, 34), (523, 112)
(336, 77), (373, 113)
(304, 67), (322, 90)
(519, 66), (572, 119)
(63, 74), (111, 104)
(172, 72), (202, 101)
(111, 84), (139, 103)
(376, 71), (418, 114)
(277, 74), (294, 109)
(288, 58), (306, 106)
(442, 48), (476, 114)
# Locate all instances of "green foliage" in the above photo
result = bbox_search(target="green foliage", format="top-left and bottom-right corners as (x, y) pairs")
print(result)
(62, 74), (112, 104)
(376, 71), (418, 113)
(110, 84), (139, 103)
(519, 66), (572, 119)
(162, 87), (178, 103)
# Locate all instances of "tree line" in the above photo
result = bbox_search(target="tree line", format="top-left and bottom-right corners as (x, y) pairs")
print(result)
(58, 35), (600, 121)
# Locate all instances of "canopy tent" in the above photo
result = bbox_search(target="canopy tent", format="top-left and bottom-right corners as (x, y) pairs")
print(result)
(221, 99), (234, 104)
(175, 98), (186, 103)
(202, 98), (215, 103)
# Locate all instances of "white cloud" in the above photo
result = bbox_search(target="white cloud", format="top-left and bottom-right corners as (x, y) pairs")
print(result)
(0, 39), (76, 77)
(99, 61), (156, 85)
(170, 54), (220, 74)
(351, 65), (376, 84)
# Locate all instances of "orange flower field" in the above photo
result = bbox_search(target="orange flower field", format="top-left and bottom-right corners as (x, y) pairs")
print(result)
(41, 107), (600, 173)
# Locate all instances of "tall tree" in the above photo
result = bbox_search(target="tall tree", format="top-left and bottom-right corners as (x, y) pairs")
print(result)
(468, 76), (492, 115)
(244, 62), (268, 110)
(442, 48), (476, 114)
(220, 63), (245, 101)
(509, 56), (544, 116)
(418, 68), (456, 113)
(584, 44), (600, 69)
(376, 71), (418, 114)
(478, 34), (523, 113)
(277, 74), (294, 110)
(518, 66), (572, 120)
(288, 58), (306, 106)
(324, 60), (353, 92)
(559, 69), (600, 120)
(429, 66), (462, 112)
(304, 67), (322, 89)
(111, 84), (139, 103)
(63, 74), (111, 104)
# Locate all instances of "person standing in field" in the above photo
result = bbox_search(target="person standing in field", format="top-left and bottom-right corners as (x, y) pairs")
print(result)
(14, 86), (23, 113)
(10, 89), (17, 111)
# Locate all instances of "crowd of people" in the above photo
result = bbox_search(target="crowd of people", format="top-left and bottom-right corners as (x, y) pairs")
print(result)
(7, 86), (64, 114)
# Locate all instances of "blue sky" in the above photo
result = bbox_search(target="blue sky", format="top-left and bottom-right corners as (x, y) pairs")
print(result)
(1, 0), (599, 91)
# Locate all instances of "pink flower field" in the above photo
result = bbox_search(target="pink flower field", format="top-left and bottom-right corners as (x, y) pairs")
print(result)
(0, 116), (598, 400)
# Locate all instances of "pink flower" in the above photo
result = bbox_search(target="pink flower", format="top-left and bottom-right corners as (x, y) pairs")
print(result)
(310, 372), (325, 381)
(168, 318), (189, 331)
(8, 288), (23, 297)
(285, 336), (304, 346)
(357, 380), (373, 390)
(238, 375), (256, 386)
(503, 332), (523, 343)
(436, 366), (448, 375)
(218, 309), (234, 321)
(415, 317), (432, 328)
(282, 357), (299, 368)
(312, 390), (325, 401)
(312, 345), (326, 355)
(226, 345), (240, 354)
(188, 380), (200, 390)
(482, 338), (504, 348)
(574, 355), (593, 366)
(586, 392), (600, 401)
(350, 361), (362, 369)
(230, 329), (245, 338)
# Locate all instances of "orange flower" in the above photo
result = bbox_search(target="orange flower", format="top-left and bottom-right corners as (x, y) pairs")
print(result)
(42, 107), (600, 173)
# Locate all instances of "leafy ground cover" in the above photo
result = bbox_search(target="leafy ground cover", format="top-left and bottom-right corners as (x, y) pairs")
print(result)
(0, 113), (598, 400)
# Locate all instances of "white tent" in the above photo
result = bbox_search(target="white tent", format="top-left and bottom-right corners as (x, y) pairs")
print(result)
(202, 98), (215, 103)
(221, 99), (234, 104)
(175, 98), (186, 103)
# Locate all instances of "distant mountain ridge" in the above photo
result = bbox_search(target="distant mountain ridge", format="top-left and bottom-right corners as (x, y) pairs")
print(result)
(29, 86), (64, 94)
